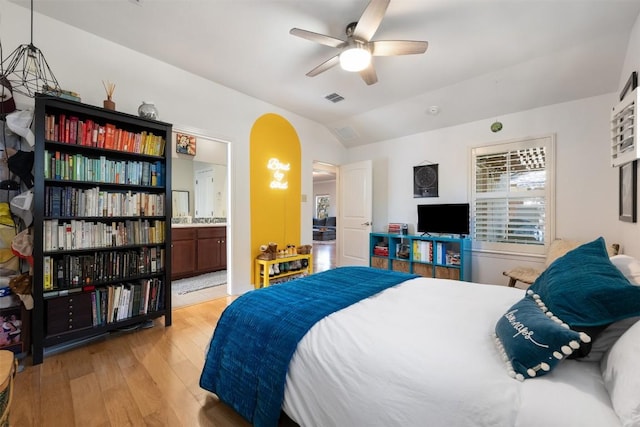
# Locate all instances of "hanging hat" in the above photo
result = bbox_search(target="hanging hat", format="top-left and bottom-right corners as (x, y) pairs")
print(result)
(7, 150), (34, 189)
(5, 109), (35, 147)
(11, 228), (33, 266)
(0, 76), (16, 116)
(9, 272), (32, 310)
(10, 190), (33, 227)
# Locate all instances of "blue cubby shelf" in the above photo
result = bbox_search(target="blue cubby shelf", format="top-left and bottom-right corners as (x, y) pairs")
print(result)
(369, 233), (471, 282)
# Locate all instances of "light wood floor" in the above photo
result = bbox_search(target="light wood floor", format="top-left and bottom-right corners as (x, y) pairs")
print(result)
(312, 240), (336, 272)
(12, 296), (254, 427)
(11, 245), (335, 426)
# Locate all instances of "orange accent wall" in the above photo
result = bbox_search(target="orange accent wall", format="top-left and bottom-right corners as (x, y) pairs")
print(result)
(250, 114), (301, 286)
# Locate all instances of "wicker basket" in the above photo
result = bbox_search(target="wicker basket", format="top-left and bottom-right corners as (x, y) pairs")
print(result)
(0, 351), (16, 427)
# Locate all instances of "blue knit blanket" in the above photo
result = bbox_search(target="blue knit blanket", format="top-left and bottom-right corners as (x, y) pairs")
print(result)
(199, 266), (417, 427)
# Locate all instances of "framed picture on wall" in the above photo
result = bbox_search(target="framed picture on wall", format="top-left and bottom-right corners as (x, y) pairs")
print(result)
(176, 133), (197, 156)
(619, 160), (637, 222)
(315, 194), (330, 219)
(413, 164), (438, 198)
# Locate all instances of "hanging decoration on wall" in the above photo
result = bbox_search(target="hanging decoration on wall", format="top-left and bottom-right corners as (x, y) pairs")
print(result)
(1, 0), (61, 98)
(490, 79), (503, 132)
(176, 133), (196, 156)
(616, 71), (638, 223)
(413, 163), (438, 198)
(619, 159), (637, 223)
(490, 121), (503, 132)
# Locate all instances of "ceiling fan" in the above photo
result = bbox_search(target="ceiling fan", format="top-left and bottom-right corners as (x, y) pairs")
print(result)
(290, 0), (428, 85)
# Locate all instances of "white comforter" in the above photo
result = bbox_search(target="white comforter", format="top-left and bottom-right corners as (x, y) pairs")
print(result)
(283, 278), (620, 427)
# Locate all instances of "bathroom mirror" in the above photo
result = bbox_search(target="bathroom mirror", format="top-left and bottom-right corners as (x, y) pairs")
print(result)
(171, 129), (228, 222)
(172, 190), (190, 217)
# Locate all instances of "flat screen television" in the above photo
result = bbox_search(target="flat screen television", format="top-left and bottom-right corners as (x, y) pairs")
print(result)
(417, 203), (470, 235)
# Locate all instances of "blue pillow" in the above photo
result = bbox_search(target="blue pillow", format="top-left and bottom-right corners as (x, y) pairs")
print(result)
(495, 295), (590, 381)
(529, 237), (640, 327)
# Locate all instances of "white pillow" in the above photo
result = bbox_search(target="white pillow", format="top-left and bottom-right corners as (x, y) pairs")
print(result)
(581, 317), (640, 361)
(600, 319), (640, 426)
(610, 255), (640, 285)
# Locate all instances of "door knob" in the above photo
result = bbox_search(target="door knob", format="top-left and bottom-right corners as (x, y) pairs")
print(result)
(362, 221), (371, 226)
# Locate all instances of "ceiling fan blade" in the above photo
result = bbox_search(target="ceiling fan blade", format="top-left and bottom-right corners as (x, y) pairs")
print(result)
(290, 28), (345, 48)
(353, 0), (390, 41)
(307, 55), (340, 77)
(359, 64), (378, 85)
(371, 40), (428, 56)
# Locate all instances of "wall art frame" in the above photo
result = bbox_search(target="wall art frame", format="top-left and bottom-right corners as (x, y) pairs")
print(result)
(619, 160), (637, 223)
(176, 132), (196, 156)
(619, 71), (638, 101)
(413, 164), (438, 198)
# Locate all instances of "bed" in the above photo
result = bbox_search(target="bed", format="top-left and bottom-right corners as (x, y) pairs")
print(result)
(200, 237), (640, 427)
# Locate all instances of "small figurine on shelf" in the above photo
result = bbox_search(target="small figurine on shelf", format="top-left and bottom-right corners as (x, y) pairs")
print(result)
(102, 80), (115, 110)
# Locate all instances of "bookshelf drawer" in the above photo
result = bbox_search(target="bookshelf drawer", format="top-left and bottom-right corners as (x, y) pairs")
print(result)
(46, 293), (92, 314)
(46, 293), (93, 335)
(47, 315), (93, 335)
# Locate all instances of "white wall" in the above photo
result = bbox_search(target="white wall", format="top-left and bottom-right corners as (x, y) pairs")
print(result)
(348, 93), (627, 285)
(616, 12), (640, 258)
(0, 1), (348, 294)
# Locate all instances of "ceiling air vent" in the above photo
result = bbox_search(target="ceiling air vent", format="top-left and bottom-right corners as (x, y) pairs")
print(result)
(325, 93), (344, 103)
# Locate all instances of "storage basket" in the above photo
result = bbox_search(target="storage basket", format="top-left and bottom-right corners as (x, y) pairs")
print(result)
(0, 350), (16, 427)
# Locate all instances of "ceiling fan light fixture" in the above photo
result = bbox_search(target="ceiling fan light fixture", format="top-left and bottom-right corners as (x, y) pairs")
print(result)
(339, 46), (371, 72)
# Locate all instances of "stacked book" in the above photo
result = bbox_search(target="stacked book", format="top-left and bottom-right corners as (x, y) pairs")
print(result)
(387, 223), (402, 234)
(373, 242), (389, 257)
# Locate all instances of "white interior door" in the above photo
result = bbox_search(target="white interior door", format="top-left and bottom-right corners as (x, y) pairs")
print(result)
(194, 168), (215, 218)
(338, 160), (372, 266)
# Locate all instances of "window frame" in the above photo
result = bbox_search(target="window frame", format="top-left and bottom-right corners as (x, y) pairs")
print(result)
(470, 135), (556, 255)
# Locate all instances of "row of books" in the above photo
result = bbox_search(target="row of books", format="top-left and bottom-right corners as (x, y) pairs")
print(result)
(413, 240), (461, 265)
(413, 240), (434, 262)
(44, 113), (166, 156)
(45, 150), (166, 187)
(45, 186), (165, 218)
(43, 247), (165, 291)
(43, 219), (166, 251)
(88, 279), (165, 326)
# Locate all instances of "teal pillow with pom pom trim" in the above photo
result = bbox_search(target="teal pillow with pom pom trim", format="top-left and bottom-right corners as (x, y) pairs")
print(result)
(529, 237), (640, 327)
(495, 293), (590, 381)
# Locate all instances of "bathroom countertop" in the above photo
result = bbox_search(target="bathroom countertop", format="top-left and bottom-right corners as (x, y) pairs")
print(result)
(171, 223), (227, 228)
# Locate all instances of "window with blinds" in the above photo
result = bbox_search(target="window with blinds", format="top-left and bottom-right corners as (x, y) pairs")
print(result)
(471, 135), (555, 254)
(611, 87), (639, 167)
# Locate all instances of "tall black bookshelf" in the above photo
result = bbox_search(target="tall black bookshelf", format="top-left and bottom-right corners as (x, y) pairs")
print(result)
(32, 95), (172, 364)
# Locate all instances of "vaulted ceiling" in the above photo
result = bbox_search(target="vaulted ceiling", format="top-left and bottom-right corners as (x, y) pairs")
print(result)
(11, 0), (640, 147)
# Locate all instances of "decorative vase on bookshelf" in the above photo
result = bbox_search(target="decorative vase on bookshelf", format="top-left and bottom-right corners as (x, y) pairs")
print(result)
(138, 101), (158, 120)
(103, 98), (115, 110)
